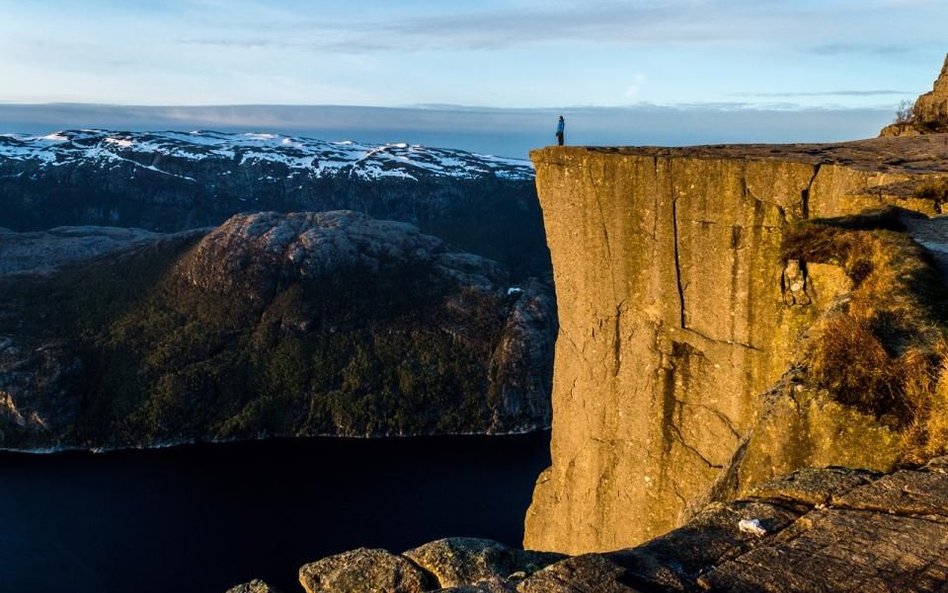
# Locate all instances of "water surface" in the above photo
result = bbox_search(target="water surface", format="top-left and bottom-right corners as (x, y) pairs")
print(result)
(0, 433), (550, 593)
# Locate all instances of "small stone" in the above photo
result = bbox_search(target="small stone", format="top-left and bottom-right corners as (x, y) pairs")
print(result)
(737, 519), (767, 537)
(224, 579), (282, 593)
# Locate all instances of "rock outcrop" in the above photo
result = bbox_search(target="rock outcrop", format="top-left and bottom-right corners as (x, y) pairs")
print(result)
(230, 459), (948, 592)
(608, 458), (948, 592)
(881, 53), (948, 136)
(0, 211), (555, 450)
(524, 136), (948, 553)
(175, 211), (505, 301)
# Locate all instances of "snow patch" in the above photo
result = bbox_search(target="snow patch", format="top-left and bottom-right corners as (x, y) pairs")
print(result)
(0, 130), (535, 182)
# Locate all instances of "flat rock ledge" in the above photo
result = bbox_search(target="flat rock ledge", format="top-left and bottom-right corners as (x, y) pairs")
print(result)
(229, 458), (948, 593)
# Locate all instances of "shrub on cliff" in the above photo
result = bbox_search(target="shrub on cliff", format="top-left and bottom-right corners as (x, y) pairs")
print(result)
(893, 99), (916, 126)
(782, 210), (948, 461)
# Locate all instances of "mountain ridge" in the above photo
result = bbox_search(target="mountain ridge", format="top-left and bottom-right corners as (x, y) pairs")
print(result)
(0, 129), (549, 280)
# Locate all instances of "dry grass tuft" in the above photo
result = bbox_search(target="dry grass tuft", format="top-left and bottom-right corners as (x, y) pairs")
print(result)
(915, 177), (948, 209)
(782, 210), (948, 460)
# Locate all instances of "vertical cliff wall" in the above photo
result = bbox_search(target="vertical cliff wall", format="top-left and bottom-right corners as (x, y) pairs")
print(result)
(525, 137), (948, 554)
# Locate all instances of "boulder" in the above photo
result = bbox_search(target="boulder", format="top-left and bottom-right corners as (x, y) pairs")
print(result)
(516, 554), (642, 593)
(403, 537), (564, 588)
(298, 547), (432, 593)
(224, 579), (283, 593)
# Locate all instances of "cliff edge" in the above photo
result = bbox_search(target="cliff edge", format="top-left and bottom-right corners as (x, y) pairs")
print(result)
(525, 134), (948, 553)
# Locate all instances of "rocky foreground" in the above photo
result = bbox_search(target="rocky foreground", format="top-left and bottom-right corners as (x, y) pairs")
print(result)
(228, 457), (948, 592)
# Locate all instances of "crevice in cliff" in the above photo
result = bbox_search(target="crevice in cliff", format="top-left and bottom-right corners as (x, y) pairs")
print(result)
(802, 164), (822, 219)
(668, 421), (726, 470)
(671, 396), (742, 441)
(613, 300), (626, 377)
(589, 166), (620, 305)
(660, 342), (728, 471)
(681, 327), (762, 352)
(672, 196), (686, 329)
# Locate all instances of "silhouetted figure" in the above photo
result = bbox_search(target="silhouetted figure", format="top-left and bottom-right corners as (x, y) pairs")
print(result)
(555, 116), (565, 146)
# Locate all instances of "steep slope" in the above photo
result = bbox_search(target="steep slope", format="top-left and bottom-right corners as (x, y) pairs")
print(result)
(524, 135), (948, 553)
(0, 130), (548, 278)
(0, 211), (554, 450)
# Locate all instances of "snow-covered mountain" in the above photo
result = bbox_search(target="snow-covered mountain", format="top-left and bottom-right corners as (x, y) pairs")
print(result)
(0, 130), (547, 278)
(0, 129), (533, 182)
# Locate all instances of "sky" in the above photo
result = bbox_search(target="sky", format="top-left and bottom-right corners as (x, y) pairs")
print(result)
(0, 0), (946, 155)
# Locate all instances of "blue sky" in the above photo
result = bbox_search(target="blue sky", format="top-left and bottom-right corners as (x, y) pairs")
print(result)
(0, 0), (946, 153)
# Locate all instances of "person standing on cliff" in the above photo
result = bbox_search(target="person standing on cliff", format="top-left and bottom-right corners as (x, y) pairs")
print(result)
(555, 116), (565, 146)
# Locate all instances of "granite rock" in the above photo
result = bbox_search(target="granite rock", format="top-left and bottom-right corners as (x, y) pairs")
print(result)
(299, 547), (432, 593)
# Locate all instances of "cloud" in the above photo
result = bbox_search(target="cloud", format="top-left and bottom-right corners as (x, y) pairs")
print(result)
(179, 1), (792, 54)
(177, 0), (948, 55)
(808, 43), (918, 57)
(735, 90), (910, 98)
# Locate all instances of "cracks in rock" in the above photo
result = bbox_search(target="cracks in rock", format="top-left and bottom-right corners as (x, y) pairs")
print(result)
(802, 164), (822, 220)
(566, 377), (579, 405)
(589, 167), (620, 307)
(670, 479), (688, 508)
(670, 395), (742, 441)
(827, 502), (948, 522)
(560, 330), (594, 369)
(667, 420), (725, 470)
(613, 300), (627, 378)
(672, 194), (686, 329)
(681, 327), (762, 352)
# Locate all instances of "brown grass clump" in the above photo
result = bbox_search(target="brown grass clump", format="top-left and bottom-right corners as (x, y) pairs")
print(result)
(915, 177), (948, 210)
(782, 210), (948, 460)
(901, 345), (948, 462)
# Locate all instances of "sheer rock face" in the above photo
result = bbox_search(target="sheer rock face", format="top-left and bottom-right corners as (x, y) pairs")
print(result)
(915, 54), (948, 126)
(524, 138), (948, 553)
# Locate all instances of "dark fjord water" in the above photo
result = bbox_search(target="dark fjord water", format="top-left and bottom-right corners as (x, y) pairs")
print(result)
(0, 433), (550, 593)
